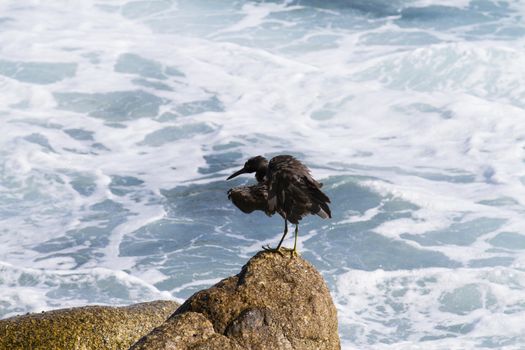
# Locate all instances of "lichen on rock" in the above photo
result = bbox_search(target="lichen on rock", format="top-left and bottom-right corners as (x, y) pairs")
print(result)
(0, 300), (179, 350)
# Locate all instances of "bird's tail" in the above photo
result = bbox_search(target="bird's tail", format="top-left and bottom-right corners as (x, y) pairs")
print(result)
(316, 202), (332, 219)
(304, 176), (332, 219)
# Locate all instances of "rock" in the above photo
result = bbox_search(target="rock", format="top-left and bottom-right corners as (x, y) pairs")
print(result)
(130, 312), (241, 350)
(0, 300), (180, 350)
(130, 251), (340, 350)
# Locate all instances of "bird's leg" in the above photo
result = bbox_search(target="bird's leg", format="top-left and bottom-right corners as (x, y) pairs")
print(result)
(275, 218), (288, 250)
(263, 218), (288, 254)
(292, 224), (299, 257)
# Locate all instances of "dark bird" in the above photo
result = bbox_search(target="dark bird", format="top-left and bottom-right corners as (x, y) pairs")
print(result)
(226, 155), (331, 255)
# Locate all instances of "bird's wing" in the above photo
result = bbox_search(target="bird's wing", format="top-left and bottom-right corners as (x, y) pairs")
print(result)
(267, 175), (280, 213)
(266, 154), (332, 221)
(228, 184), (273, 215)
(302, 175), (332, 218)
(267, 162), (292, 215)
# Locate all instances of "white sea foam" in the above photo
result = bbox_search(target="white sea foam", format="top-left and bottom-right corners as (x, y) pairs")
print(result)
(336, 267), (525, 349)
(1, 0), (525, 348)
(0, 261), (173, 319)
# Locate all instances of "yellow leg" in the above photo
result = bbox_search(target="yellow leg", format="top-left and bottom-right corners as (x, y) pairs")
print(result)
(292, 224), (299, 257)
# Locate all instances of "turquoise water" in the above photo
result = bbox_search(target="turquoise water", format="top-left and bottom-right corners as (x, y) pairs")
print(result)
(1, 1), (525, 348)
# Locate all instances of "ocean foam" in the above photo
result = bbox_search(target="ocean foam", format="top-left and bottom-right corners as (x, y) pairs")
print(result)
(1, 0), (525, 348)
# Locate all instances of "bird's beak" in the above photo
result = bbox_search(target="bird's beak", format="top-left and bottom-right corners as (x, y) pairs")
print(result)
(227, 167), (247, 180)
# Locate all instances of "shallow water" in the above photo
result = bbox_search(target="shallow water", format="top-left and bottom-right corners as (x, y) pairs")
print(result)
(1, 1), (525, 348)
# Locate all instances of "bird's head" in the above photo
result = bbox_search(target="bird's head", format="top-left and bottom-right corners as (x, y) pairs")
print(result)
(227, 156), (268, 180)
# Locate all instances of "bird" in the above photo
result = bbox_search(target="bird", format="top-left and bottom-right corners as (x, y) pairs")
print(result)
(226, 155), (331, 255)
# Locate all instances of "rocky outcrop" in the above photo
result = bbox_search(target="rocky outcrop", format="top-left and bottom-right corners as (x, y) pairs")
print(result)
(130, 251), (340, 350)
(0, 300), (179, 350)
(0, 252), (340, 350)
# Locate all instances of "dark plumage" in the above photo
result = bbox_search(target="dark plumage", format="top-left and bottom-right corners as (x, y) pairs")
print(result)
(226, 154), (331, 255)
(267, 155), (331, 223)
(227, 183), (273, 216)
(226, 156), (278, 217)
(226, 156), (268, 183)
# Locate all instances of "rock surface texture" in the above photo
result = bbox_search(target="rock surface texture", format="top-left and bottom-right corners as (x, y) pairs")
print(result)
(0, 300), (180, 350)
(130, 251), (340, 350)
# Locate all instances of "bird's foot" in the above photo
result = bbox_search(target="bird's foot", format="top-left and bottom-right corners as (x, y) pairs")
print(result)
(262, 245), (284, 256)
(262, 246), (298, 258)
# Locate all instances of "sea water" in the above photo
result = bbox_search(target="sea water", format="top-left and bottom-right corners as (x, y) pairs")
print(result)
(1, 1), (525, 348)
